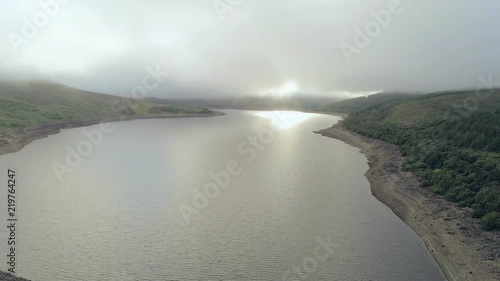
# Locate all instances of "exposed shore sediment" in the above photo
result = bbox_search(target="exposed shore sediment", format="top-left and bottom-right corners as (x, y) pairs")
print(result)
(0, 112), (224, 157)
(0, 112), (223, 280)
(316, 123), (500, 281)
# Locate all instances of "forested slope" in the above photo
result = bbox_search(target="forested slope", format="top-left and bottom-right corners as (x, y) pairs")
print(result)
(344, 89), (500, 229)
(324, 92), (419, 113)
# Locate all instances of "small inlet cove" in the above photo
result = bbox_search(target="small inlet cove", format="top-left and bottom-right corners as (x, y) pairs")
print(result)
(0, 110), (445, 281)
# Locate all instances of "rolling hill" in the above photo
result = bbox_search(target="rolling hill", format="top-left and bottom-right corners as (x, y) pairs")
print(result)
(343, 89), (500, 229)
(0, 81), (211, 131)
(323, 92), (420, 113)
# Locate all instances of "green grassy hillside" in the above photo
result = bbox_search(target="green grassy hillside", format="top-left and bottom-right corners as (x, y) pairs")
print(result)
(0, 81), (207, 131)
(324, 92), (419, 113)
(344, 89), (500, 230)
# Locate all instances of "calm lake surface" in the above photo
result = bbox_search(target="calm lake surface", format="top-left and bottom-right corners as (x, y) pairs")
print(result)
(0, 110), (445, 280)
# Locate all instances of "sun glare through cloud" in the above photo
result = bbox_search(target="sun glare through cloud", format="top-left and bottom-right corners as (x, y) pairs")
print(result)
(262, 80), (300, 97)
(0, 1), (498, 280)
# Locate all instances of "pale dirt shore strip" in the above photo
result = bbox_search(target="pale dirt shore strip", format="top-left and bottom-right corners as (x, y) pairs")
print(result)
(0, 112), (224, 281)
(315, 123), (500, 281)
(1, 112), (498, 280)
(0, 112), (224, 157)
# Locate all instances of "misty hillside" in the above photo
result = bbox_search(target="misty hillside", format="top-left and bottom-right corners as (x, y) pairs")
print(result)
(159, 95), (342, 112)
(324, 92), (420, 113)
(344, 89), (500, 229)
(0, 82), (207, 131)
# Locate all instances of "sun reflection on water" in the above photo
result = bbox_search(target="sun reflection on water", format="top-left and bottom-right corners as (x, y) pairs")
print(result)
(254, 111), (313, 130)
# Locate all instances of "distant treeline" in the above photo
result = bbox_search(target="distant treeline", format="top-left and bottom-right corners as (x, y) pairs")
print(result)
(344, 90), (500, 230)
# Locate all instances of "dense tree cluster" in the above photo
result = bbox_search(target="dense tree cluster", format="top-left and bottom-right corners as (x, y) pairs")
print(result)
(344, 92), (500, 230)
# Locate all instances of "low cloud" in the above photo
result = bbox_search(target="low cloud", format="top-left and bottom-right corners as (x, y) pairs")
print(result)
(1, 0), (499, 98)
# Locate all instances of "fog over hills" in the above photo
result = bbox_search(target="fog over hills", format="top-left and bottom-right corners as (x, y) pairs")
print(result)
(1, 0), (500, 99)
(0, 81), (211, 130)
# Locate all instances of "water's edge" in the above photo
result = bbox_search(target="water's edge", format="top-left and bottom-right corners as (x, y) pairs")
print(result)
(0, 113), (223, 281)
(0, 110), (450, 281)
(0, 112), (224, 158)
(317, 123), (498, 281)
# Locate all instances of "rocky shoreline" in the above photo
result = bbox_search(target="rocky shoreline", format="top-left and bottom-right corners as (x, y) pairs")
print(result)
(316, 122), (500, 281)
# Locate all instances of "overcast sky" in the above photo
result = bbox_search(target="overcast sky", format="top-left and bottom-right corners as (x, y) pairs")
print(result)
(1, 0), (499, 98)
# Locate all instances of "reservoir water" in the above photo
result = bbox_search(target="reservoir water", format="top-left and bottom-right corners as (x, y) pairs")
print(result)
(0, 110), (445, 280)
